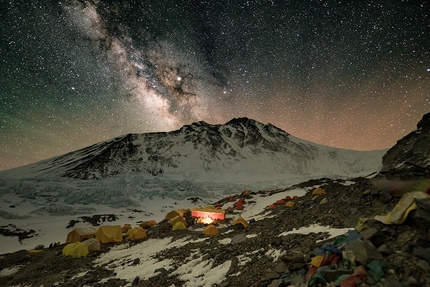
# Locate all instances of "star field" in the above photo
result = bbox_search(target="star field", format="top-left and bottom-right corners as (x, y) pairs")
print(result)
(1, 0), (429, 171)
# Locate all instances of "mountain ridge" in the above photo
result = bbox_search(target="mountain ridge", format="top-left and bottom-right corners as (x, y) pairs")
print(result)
(0, 117), (385, 182)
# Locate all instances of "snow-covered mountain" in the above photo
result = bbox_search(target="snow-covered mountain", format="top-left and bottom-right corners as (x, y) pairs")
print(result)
(0, 117), (385, 183)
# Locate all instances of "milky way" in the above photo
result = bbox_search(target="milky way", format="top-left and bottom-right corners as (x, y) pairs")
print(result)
(1, 0), (429, 171)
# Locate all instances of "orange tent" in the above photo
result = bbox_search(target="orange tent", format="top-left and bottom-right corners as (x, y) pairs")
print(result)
(292, 195), (299, 200)
(126, 227), (147, 241)
(140, 220), (157, 229)
(234, 216), (249, 228)
(121, 224), (132, 233)
(285, 195), (292, 200)
(285, 201), (295, 207)
(202, 224), (220, 236)
(95, 225), (122, 244)
(165, 209), (190, 220)
(268, 204), (277, 209)
(312, 188), (326, 195)
(66, 227), (99, 243)
(276, 199), (285, 204)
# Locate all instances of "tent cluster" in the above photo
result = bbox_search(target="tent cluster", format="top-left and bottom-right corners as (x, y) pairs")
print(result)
(166, 209), (191, 230)
(267, 188), (326, 209)
(62, 222), (155, 258)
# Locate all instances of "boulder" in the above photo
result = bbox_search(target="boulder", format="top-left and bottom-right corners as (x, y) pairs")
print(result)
(345, 241), (383, 265)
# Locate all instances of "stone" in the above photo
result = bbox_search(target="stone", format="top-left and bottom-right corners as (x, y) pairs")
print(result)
(290, 274), (305, 286)
(133, 258), (140, 265)
(384, 274), (402, 287)
(320, 198), (328, 205)
(415, 197), (430, 211)
(264, 271), (280, 280)
(274, 262), (288, 274)
(377, 244), (393, 255)
(413, 246), (430, 262)
(131, 276), (140, 286)
(323, 269), (353, 283)
(34, 244), (44, 250)
(231, 234), (247, 244)
(379, 191), (392, 203)
(360, 227), (386, 247)
(417, 259), (430, 272)
(267, 278), (283, 287)
(410, 209), (430, 229)
(346, 241), (383, 265)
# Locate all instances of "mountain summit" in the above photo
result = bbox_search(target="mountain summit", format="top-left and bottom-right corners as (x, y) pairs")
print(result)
(0, 117), (385, 182)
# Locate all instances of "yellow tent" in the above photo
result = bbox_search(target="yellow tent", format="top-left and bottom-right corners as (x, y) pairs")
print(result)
(66, 226), (99, 243)
(169, 215), (187, 227)
(172, 221), (186, 230)
(242, 190), (253, 196)
(312, 188), (326, 195)
(165, 209), (190, 220)
(121, 224), (132, 233)
(126, 227), (147, 240)
(285, 201), (295, 207)
(233, 216), (249, 228)
(62, 242), (89, 258)
(95, 225), (123, 244)
(202, 224), (220, 236)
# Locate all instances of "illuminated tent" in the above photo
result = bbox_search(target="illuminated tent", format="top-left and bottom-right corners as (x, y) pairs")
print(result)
(233, 216), (249, 228)
(126, 227), (147, 240)
(95, 225), (123, 244)
(191, 208), (226, 220)
(202, 224), (220, 236)
(312, 188), (326, 195)
(66, 226), (99, 243)
(62, 242), (89, 258)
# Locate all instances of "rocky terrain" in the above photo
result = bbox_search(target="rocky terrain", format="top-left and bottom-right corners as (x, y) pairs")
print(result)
(1, 172), (430, 287)
(1, 112), (429, 287)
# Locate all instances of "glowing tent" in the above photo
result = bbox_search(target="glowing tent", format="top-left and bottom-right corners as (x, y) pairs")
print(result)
(191, 208), (226, 220)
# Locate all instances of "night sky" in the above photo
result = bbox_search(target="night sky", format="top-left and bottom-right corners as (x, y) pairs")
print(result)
(1, 0), (429, 171)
